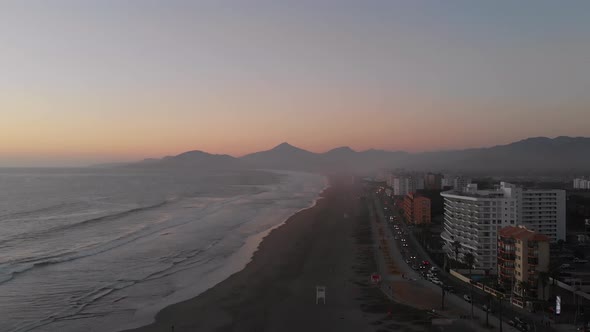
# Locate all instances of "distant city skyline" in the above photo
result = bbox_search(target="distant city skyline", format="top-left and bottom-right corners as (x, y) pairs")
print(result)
(2, 1), (590, 167)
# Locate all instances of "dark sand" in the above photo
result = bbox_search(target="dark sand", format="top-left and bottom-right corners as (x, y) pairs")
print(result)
(124, 176), (430, 332)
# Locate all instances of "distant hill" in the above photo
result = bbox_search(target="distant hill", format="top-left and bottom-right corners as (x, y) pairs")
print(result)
(241, 142), (321, 171)
(408, 136), (590, 173)
(123, 136), (590, 174)
(127, 150), (245, 170)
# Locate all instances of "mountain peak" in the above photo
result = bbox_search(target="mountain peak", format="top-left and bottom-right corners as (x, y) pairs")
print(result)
(272, 142), (299, 151)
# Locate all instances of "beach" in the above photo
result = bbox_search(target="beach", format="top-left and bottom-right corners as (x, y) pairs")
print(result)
(124, 176), (431, 332)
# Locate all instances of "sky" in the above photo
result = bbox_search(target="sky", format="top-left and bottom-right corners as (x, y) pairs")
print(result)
(1, 1), (590, 167)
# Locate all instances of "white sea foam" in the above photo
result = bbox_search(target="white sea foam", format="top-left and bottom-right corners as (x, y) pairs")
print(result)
(0, 169), (326, 332)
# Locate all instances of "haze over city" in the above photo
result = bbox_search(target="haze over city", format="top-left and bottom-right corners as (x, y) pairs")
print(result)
(2, 1), (590, 167)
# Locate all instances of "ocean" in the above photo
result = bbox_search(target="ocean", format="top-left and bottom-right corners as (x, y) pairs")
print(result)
(0, 168), (326, 332)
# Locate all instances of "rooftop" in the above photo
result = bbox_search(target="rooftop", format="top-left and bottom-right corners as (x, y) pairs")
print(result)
(499, 225), (550, 242)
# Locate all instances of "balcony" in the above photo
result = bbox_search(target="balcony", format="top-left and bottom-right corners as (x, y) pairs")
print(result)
(498, 253), (515, 261)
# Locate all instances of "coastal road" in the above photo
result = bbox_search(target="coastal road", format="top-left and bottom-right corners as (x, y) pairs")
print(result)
(372, 194), (522, 332)
(378, 197), (559, 332)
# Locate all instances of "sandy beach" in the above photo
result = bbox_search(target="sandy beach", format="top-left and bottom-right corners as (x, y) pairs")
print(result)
(124, 176), (430, 332)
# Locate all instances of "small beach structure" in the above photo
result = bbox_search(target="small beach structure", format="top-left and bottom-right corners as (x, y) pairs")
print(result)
(316, 286), (326, 304)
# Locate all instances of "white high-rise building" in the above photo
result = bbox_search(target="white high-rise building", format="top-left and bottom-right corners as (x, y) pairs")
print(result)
(392, 175), (424, 195)
(441, 182), (565, 271)
(574, 178), (590, 189)
(453, 176), (472, 192)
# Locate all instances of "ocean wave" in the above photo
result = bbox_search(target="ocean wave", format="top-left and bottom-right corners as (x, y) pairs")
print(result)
(0, 200), (173, 247)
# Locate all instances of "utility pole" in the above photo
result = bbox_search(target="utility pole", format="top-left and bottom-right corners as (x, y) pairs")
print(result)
(498, 294), (504, 332)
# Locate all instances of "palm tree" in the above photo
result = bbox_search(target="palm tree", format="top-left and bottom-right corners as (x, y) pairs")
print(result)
(464, 252), (475, 319)
(452, 240), (461, 269)
(538, 271), (550, 301)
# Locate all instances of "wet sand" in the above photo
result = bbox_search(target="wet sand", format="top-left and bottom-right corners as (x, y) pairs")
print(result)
(124, 176), (430, 332)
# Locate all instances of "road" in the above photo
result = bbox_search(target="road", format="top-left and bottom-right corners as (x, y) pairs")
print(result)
(371, 193), (544, 332)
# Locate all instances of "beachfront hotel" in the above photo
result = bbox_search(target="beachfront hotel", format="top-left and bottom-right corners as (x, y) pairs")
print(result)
(497, 226), (550, 299)
(440, 182), (565, 271)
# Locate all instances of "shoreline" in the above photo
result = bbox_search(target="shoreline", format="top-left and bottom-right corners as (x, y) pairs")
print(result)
(123, 176), (430, 332)
(114, 176), (329, 332)
(119, 180), (330, 332)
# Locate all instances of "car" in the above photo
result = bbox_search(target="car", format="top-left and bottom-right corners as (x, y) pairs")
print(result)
(432, 279), (443, 286)
(402, 243), (408, 247)
(411, 265), (418, 270)
(430, 267), (439, 273)
(463, 294), (472, 303)
(405, 259), (411, 264)
(394, 236), (399, 240)
(419, 265), (426, 270)
(410, 255), (417, 259)
(422, 260), (430, 266)
(401, 238), (406, 242)
(482, 304), (493, 313)
(574, 257), (589, 264)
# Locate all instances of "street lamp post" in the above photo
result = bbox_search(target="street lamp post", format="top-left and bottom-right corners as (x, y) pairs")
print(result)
(498, 294), (504, 332)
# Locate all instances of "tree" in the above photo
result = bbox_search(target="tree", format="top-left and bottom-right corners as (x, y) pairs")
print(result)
(464, 252), (476, 319)
(538, 271), (550, 301)
(452, 240), (461, 269)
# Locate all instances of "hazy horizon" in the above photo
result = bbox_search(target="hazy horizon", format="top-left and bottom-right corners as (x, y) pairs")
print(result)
(3, 1), (590, 167)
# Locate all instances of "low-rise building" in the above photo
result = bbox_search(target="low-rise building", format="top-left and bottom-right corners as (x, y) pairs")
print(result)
(403, 193), (431, 225)
(498, 226), (550, 299)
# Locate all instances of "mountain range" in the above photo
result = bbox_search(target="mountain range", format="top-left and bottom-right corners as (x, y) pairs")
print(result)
(126, 136), (590, 174)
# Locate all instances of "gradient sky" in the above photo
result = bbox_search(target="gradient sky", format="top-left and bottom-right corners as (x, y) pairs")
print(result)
(2, 1), (590, 166)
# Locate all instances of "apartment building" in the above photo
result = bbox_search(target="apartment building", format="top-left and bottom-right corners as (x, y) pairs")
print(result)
(574, 178), (590, 189)
(497, 226), (550, 299)
(403, 193), (431, 225)
(424, 173), (442, 191)
(392, 175), (424, 196)
(441, 182), (564, 271)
